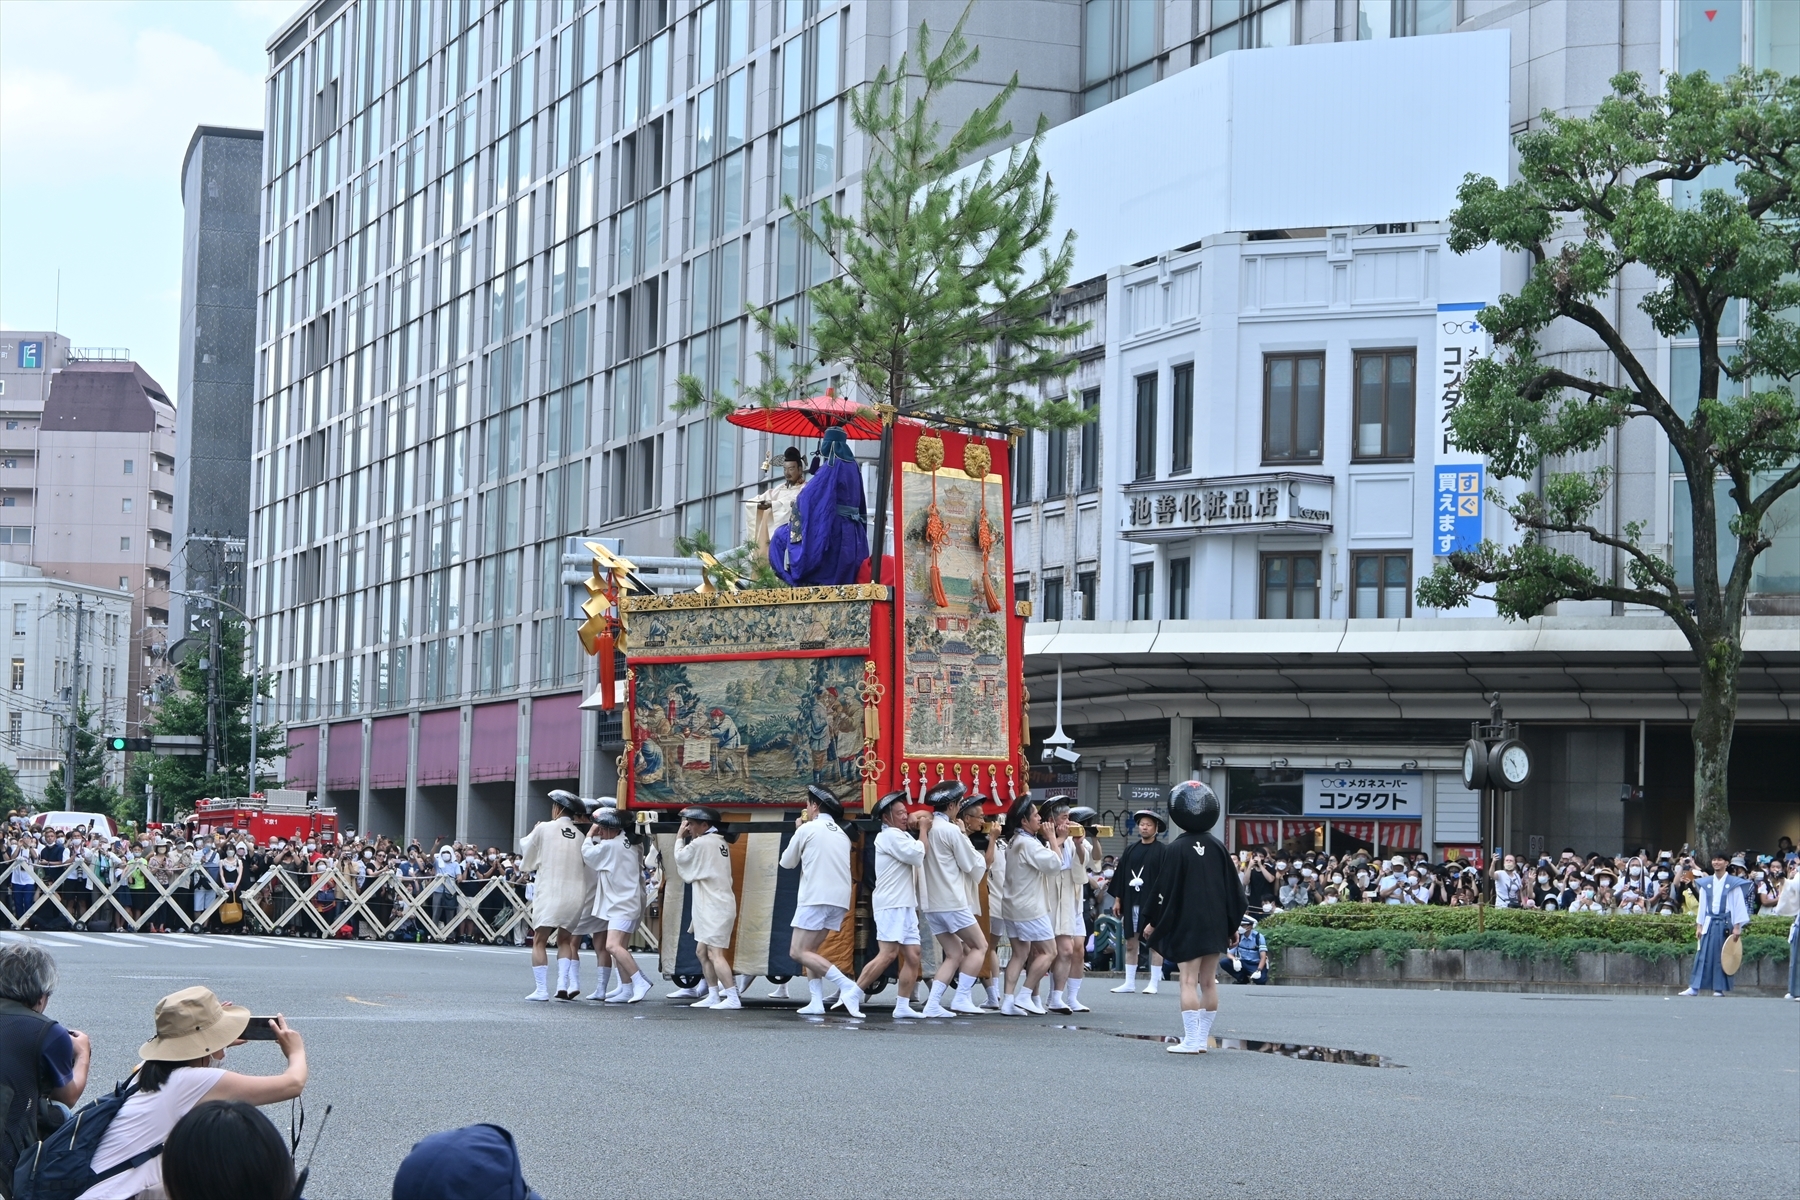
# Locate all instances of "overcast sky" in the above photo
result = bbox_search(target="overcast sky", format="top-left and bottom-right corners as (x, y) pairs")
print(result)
(0, 0), (300, 394)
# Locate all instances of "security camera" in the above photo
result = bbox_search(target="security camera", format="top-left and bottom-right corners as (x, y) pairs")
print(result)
(1042, 745), (1081, 765)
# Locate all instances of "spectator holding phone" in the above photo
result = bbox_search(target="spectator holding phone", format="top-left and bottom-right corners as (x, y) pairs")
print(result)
(76, 987), (306, 1200)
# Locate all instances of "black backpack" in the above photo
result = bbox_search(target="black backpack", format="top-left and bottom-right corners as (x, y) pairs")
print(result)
(12, 1079), (163, 1200)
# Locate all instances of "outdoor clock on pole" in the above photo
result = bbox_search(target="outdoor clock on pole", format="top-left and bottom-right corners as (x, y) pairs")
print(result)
(1488, 738), (1532, 790)
(1460, 739), (1489, 791)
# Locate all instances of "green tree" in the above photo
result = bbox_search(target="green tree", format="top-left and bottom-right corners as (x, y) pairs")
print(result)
(126, 617), (285, 818)
(677, 16), (1090, 578)
(39, 695), (122, 818)
(1419, 69), (1800, 856)
(0, 762), (24, 813)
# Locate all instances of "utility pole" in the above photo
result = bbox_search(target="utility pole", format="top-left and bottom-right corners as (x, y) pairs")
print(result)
(204, 602), (220, 780)
(63, 596), (86, 811)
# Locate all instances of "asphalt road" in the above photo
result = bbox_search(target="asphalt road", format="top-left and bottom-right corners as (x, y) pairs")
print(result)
(12, 929), (1797, 1199)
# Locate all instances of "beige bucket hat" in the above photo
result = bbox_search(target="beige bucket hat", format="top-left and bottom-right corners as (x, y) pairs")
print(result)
(138, 986), (251, 1062)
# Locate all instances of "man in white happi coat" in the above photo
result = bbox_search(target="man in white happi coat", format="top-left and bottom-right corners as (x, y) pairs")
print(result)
(779, 785), (860, 1017)
(518, 791), (593, 1001)
(672, 806), (742, 1010)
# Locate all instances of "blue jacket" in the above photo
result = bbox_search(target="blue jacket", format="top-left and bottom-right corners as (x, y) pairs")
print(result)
(391, 1124), (541, 1200)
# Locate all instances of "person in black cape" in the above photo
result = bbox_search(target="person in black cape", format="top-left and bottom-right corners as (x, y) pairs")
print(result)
(1141, 781), (1247, 1054)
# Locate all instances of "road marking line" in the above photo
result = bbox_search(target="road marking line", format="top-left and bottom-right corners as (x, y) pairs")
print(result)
(344, 995), (387, 1006)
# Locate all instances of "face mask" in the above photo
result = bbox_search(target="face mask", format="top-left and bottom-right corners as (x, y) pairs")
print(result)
(1331, 874), (1343, 884)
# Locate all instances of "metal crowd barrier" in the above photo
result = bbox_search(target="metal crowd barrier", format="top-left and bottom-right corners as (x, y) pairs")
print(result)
(1, 861), (538, 943)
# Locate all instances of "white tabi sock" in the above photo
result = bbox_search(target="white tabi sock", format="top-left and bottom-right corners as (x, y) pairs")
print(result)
(928, 980), (948, 1007)
(986, 980), (1002, 1005)
(825, 966), (853, 992)
(595, 966), (613, 995)
(533, 964), (549, 992)
(954, 973), (977, 1000)
(1181, 1009), (1203, 1045)
(1067, 979), (1083, 1004)
(1050, 990), (1066, 1008)
(735, 974), (751, 993)
(1199, 1009), (1218, 1042)
(1014, 985), (1033, 1002)
(559, 959), (575, 992)
(894, 995), (914, 1014)
(724, 986), (740, 1001)
(808, 977), (826, 1003)
(1123, 964), (1138, 987)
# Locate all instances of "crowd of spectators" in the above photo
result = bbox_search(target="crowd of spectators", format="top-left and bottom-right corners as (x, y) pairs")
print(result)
(1083, 837), (1800, 922)
(2, 809), (542, 941)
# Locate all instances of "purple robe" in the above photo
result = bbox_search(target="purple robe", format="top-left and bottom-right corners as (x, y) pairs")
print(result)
(770, 454), (868, 586)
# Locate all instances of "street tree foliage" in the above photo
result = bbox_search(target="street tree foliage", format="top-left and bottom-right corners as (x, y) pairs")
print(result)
(126, 618), (285, 819)
(677, 14), (1088, 430)
(0, 763), (25, 812)
(38, 696), (122, 819)
(1418, 70), (1800, 856)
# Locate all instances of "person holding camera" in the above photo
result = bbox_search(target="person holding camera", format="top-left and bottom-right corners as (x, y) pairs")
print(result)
(780, 786), (860, 1017)
(517, 791), (593, 1002)
(1221, 916), (1269, 984)
(1109, 810), (1167, 994)
(69, 988), (305, 1200)
(673, 806), (741, 1010)
(0, 941), (90, 1189)
(850, 791), (928, 1019)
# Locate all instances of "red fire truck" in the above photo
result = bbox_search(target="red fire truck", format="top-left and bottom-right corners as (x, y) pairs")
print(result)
(185, 791), (341, 848)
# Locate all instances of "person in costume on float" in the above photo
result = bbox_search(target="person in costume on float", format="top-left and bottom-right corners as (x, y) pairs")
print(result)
(850, 791), (928, 1019)
(1111, 809), (1168, 994)
(1141, 781), (1248, 1054)
(917, 780), (990, 1017)
(779, 785), (862, 1016)
(997, 796), (1062, 1016)
(746, 446), (807, 557)
(1680, 851), (1750, 997)
(1045, 800), (1094, 1014)
(769, 426), (869, 587)
(581, 805), (655, 1004)
(956, 795), (1005, 1009)
(518, 790), (594, 1002)
(673, 806), (742, 1009)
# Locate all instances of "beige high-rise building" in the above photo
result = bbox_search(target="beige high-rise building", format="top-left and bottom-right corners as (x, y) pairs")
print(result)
(0, 333), (178, 736)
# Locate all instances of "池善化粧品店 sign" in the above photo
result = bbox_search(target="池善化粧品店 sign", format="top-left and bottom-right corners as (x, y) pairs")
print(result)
(1302, 771), (1422, 819)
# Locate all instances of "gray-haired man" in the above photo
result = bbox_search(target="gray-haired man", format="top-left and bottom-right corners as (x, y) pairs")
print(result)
(0, 940), (90, 1183)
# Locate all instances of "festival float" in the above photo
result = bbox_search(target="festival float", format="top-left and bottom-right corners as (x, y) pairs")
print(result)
(574, 399), (1029, 989)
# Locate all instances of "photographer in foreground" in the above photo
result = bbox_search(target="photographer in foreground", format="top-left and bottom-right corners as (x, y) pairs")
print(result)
(74, 988), (306, 1200)
(0, 941), (90, 1191)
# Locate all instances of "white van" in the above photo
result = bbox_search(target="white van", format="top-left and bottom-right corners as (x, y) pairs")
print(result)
(30, 811), (118, 839)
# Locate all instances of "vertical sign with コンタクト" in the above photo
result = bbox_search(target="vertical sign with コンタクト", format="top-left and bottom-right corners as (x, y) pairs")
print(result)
(1434, 463), (1483, 557)
(1435, 303), (1489, 456)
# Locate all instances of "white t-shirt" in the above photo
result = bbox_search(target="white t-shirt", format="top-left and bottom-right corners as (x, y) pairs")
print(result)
(78, 1066), (225, 1200)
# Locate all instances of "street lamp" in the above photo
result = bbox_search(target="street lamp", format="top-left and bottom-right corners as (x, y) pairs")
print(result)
(170, 589), (262, 798)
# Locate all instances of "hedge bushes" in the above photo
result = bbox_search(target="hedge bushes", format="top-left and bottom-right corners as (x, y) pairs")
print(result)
(1260, 904), (1791, 946)
(1261, 906), (1792, 969)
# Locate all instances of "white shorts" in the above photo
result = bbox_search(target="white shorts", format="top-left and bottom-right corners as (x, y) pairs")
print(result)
(791, 904), (848, 932)
(1006, 915), (1054, 943)
(572, 913), (608, 936)
(873, 907), (921, 946)
(924, 908), (976, 937)
(605, 916), (636, 935)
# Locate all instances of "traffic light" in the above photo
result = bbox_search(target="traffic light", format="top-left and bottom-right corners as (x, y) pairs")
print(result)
(108, 737), (153, 752)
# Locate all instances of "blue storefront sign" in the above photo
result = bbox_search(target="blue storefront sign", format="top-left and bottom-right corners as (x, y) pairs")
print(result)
(18, 342), (41, 370)
(1434, 463), (1483, 556)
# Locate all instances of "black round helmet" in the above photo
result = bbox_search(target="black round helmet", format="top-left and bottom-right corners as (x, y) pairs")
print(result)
(1168, 781), (1220, 835)
(1068, 806), (1098, 824)
(548, 789), (589, 817)
(678, 806), (723, 828)
(591, 808), (625, 830)
(923, 780), (966, 811)
(1039, 795), (1073, 817)
(594, 795), (619, 809)
(1130, 808), (1168, 832)
(805, 785), (845, 821)
(872, 790), (910, 821)
(957, 794), (990, 820)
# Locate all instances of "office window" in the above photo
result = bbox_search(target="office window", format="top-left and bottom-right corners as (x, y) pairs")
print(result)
(1208, 0), (1296, 55)
(1261, 553), (1321, 619)
(121, 497), (134, 513)
(1170, 362), (1194, 473)
(1356, 0), (1455, 39)
(1133, 373), (1157, 480)
(1078, 388), (1099, 492)
(1130, 562), (1154, 619)
(1043, 574), (1064, 621)
(1263, 353), (1323, 463)
(1046, 426), (1067, 499)
(1013, 579), (1031, 609)
(1351, 551), (1411, 618)
(9, 659), (21, 690)
(1077, 570), (1096, 620)
(0, 498), (11, 508)
(1083, 0), (1160, 111)
(1013, 434), (1035, 503)
(6, 712), (17, 745)
(11, 604), (23, 635)
(1353, 350), (1415, 460)
(123, 459), (135, 474)
(120, 537), (132, 552)
(1167, 556), (1191, 619)
(119, 576), (130, 590)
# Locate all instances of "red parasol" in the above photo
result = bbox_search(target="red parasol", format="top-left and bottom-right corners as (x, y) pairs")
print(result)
(725, 390), (882, 440)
